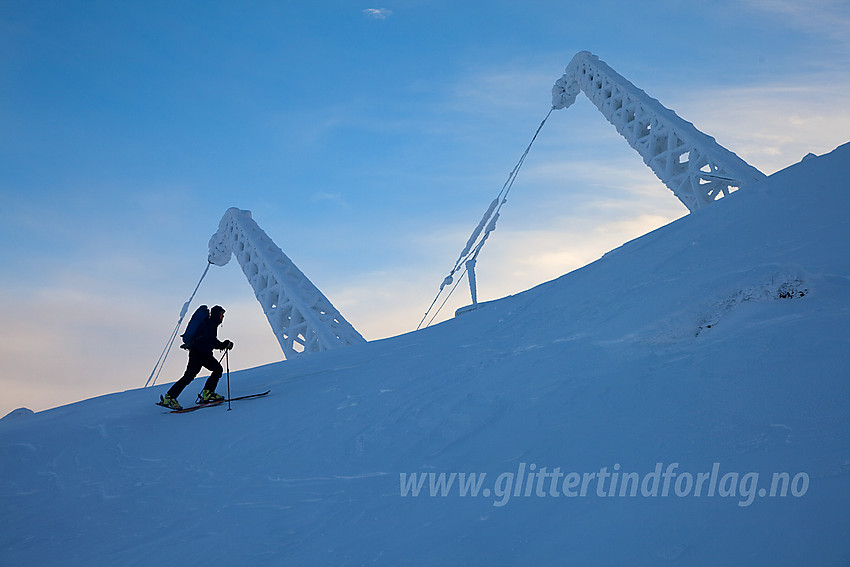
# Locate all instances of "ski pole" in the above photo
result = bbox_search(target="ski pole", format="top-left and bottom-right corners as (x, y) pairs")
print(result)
(225, 349), (232, 411)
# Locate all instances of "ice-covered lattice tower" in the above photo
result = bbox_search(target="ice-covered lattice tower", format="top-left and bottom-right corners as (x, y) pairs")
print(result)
(553, 52), (766, 211)
(208, 208), (365, 359)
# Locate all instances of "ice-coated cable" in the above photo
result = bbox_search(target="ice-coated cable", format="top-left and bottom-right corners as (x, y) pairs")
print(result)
(417, 106), (553, 330)
(145, 260), (213, 388)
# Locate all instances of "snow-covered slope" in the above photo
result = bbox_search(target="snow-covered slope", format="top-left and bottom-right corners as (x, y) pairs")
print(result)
(2, 143), (849, 566)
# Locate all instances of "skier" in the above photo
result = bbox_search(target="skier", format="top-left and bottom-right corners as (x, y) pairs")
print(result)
(159, 305), (234, 410)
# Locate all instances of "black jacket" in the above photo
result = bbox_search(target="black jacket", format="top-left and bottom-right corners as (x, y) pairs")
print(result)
(192, 316), (226, 354)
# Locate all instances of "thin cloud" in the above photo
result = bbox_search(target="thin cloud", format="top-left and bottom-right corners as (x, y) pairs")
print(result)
(363, 8), (392, 20)
(665, 79), (850, 174)
(741, 0), (850, 44)
(311, 191), (348, 206)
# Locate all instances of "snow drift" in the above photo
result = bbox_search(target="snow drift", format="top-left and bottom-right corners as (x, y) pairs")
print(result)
(2, 143), (849, 566)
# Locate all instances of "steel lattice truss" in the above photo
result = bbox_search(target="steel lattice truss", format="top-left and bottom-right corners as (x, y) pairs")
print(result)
(208, 208), (365, 359)
(553, 52), (766, 211)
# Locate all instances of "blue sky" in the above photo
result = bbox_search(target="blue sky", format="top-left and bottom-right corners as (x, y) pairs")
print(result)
(2, 0), (849, 415)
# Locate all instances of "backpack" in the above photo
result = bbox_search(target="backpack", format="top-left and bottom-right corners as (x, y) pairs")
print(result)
(180, 305), (209, 349)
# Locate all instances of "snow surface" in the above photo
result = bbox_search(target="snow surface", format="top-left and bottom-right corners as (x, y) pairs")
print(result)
(2, 143), (849, 566)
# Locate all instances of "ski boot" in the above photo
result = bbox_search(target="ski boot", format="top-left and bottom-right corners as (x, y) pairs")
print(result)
(198, 389), (225, 404)
(158, 394), (182, 411)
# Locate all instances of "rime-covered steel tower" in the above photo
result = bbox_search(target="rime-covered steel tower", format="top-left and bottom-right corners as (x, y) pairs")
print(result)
(552, 52), (766, 211)
(208, 208), (365, 359)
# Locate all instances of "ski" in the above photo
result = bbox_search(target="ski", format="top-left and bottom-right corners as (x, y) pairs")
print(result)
(166, 400), (224, 413)
(225, 390), (271, 403)
(157, 390), (270, 413)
